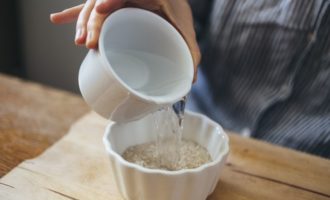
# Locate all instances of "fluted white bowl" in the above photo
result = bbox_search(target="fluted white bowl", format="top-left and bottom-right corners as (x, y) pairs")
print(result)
(103, 110), (229, 200)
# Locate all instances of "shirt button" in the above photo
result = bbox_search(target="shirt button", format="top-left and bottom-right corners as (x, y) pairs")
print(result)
(308, 32), (316, 42)
(280, 85), (292, 97)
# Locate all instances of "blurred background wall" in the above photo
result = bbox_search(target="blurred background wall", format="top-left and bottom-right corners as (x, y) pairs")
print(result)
(0, 0), (87, 93)
(0, 1), (22, 77)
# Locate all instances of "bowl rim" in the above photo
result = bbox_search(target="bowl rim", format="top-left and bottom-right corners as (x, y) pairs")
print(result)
(103, 110), (230, 175)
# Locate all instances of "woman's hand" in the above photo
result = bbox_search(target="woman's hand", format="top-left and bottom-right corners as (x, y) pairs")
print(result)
(50, 0), (200, 81)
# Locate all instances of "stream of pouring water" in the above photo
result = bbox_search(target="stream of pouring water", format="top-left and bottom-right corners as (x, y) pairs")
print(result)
(153, 97), (187, 170)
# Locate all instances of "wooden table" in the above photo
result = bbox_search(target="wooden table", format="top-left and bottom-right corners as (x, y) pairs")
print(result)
(0, 74), (89, 177)
(1, 73), (330, 199)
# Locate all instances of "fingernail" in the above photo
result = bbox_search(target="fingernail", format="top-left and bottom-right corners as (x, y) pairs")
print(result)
(87, 31), (94, 43)
(75, 28), (82, 40)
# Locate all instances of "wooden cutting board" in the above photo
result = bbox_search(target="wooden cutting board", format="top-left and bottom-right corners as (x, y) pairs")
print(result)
(1, 112), (330, 200)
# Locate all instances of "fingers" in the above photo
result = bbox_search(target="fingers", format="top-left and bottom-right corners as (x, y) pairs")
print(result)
(85, 8), (108, 48)
(50, 4), (84, 24)
(75, 0), (96, 45)
(85, 0), (125, 49)
(51, 0), (125, 49)
(96, 0), (124, 14)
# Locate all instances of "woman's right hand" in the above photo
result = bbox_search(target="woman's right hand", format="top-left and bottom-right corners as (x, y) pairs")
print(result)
(50, 0), (200, 81)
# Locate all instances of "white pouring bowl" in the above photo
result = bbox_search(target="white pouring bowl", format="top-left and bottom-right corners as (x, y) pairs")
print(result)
(103, 110), (229, 200)
(79, 8), (193, 123)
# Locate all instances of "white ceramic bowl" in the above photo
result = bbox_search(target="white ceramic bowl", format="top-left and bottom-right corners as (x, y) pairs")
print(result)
(103, 111), (229, 200)
(79, 8), (193, 122)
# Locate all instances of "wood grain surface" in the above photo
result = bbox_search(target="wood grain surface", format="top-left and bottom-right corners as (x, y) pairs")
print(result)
(1, 112), (329, 200)
(0, 74), (89, 177)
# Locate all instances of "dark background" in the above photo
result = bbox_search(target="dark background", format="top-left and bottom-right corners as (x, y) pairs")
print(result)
(0, 0), (87, 93)
(0, 1), (23, 77)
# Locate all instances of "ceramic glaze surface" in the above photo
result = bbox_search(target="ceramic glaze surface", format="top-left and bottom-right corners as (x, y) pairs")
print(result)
(103, 111), (229, 200)
(79, 8), (193, 123)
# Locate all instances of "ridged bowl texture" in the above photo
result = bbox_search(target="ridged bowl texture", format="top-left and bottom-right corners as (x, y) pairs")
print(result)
(103, 110), (229, 200)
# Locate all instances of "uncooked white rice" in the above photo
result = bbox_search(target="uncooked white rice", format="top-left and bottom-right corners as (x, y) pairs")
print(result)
(122, 139), (212, 171)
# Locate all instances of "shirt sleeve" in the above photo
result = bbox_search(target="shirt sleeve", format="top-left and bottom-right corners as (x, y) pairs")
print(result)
(188, 0), (214, 40)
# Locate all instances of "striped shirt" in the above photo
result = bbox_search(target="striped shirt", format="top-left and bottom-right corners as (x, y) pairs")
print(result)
(187, 0), (330, 158)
